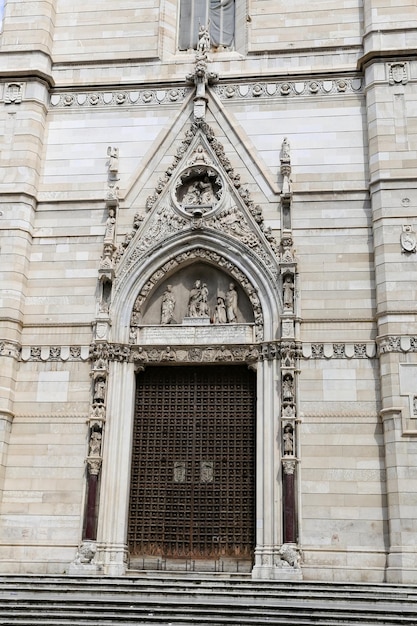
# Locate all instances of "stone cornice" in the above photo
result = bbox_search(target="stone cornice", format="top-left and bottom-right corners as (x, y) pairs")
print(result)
(357, 48), (417, 72)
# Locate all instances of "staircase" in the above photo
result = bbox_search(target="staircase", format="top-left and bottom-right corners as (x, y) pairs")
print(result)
(0, 574), (416, 625)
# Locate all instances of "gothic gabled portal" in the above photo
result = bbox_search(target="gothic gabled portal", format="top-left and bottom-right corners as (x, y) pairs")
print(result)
(87, 104), (301, 578)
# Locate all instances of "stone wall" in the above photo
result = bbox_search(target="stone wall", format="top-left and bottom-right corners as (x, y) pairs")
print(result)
(0, 0), (417, 581)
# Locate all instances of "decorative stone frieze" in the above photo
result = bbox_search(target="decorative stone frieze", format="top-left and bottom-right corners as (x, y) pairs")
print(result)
(49, 78), (364, 110)
(17, 340), (381, 363)
(132, 344), (258, 365)
(20, 346), (89, 361)
(50, 88), (192, 108)
(378, 336), (417, 354)
(0, 341), (21, 359)
(302, 342), (376, 359)
(214, 77), (362, 100)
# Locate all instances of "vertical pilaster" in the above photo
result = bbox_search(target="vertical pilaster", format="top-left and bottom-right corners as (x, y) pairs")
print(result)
(95, 360), (136, 576)
(0, 2), (56, 506)
(362, 0), (417, 583)
(252, 357), (281, 578)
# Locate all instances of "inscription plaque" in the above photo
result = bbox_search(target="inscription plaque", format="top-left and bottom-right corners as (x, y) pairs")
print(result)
(139, 324), (254, 345)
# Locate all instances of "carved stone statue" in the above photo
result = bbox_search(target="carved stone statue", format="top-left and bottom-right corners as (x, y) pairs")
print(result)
(187, 280), (204, 317)
(129, 327), (137, 344)
(89, 431), (102, 457)
(74, 541), (97, 565)
(104, 216), (116, 241)
(283, 424), (294, 456)
(225, 283), (238, 323)
(183, 178), (214, 207)
(282, 374), (294, 403)
(281, 137), (290, 161)
(107, 146), (119, 172)
(200, 283), (210, 316)
(161, 284), (176, 324)
(283, 275), (294, 310)
(213, 296), (227, 324)
(197, 24), (210, 53)
(93, 378), (106, 404)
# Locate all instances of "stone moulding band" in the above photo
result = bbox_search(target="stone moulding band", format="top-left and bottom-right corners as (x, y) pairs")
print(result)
(49, 88), (192, 108)
(13, 341), (387, 362)
(48, 78), (363, 109)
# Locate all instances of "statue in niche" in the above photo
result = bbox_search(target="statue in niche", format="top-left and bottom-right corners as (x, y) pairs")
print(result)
(225, 283), (238, 323)
(161, 285), (176, 324)
(283, 275), (294, 310)
(104, 216), (116, 241)
(93, 378), (106, 404)
(282, 374), (294, 403)
(283, 424), (294, 456)
(213, 296), (227, 324)
(89, 431), (102, 457)
(187, 279), (209, 317)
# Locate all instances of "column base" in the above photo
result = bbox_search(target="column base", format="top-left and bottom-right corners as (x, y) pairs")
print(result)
(95, 542), (129, 576)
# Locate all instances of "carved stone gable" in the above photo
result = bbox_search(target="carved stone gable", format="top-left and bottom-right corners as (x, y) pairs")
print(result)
(114, 123), (280, 295)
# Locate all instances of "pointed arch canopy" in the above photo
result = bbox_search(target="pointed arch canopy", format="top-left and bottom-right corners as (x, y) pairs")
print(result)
(111, 230), (282, 345)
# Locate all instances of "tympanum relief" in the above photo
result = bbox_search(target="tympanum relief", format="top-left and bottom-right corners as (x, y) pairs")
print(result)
(134, 263), (253, 329)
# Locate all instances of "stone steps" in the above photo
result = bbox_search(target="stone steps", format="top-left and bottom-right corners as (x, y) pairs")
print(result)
(0, 575), (416, 625)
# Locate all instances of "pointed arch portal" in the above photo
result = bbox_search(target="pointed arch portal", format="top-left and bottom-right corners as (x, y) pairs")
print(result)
(92, 121), (301, 580)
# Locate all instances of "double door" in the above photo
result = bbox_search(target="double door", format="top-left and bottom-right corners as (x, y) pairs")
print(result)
(128, 365), (256, 563)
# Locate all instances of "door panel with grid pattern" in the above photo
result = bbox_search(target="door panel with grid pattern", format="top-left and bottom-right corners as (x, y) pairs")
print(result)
(128, 365), (255, 559)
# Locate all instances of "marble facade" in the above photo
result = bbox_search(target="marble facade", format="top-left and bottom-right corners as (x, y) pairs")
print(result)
(0, 0), (417, 583)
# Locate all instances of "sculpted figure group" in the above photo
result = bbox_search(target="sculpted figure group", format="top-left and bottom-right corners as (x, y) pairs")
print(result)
(160, 280), (238, 325)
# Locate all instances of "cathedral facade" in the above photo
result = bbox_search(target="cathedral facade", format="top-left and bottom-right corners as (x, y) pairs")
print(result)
(0, 0), (417, 583)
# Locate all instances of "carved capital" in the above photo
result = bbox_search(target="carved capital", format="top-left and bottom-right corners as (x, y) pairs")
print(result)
(87, 457), (102, 476)
(282, 459), (297, 475)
